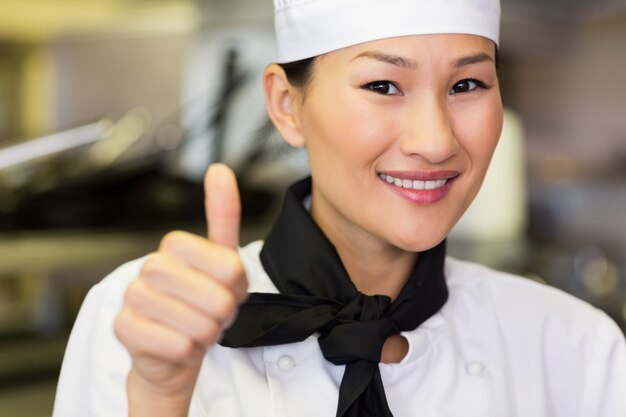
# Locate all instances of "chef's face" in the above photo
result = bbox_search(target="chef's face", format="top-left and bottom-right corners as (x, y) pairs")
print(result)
(274, 34), (502, 253)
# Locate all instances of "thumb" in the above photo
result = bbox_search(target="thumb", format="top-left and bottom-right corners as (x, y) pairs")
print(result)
(204, 163), (241, 249)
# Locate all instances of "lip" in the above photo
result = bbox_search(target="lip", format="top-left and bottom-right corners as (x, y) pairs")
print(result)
(378, 170), (459, 205)
(380, 170), (459, 181)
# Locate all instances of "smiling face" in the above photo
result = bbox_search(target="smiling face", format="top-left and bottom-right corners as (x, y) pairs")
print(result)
(267, 34), (503, 255)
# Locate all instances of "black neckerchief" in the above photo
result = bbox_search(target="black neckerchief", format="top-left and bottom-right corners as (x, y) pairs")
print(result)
(220, 177), (449, 417)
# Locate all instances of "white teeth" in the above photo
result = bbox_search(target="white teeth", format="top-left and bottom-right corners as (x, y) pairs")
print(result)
(413, 180), (425, 190)
(379, 173), (448, 190)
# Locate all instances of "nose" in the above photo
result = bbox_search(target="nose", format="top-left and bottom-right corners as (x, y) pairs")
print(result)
(399, 95), (459, 164)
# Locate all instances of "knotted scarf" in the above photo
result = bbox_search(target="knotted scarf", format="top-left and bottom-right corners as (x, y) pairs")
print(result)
(220, 177), (448, 417)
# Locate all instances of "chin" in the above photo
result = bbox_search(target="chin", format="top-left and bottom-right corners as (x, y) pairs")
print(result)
(391, 232), (447, 253)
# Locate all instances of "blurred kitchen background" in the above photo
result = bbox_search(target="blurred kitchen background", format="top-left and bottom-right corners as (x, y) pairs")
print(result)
(0, 0), (625, 415)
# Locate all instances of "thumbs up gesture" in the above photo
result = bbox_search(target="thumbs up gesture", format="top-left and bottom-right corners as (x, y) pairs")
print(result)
(114, 164), (248, 417)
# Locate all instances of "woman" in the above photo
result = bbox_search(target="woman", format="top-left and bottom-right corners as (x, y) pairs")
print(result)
(53, 0), (626, 416)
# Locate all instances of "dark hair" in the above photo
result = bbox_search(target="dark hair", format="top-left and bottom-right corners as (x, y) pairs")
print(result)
(277, 57), (317, 89)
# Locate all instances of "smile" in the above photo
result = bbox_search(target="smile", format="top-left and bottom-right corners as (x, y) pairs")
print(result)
(378, 173), (448, 190)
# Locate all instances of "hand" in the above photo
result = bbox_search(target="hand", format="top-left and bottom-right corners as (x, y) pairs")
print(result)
(114, 163), (248, 417)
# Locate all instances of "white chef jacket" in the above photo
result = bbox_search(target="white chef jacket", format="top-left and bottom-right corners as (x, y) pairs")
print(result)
(53, 240), (626, 417)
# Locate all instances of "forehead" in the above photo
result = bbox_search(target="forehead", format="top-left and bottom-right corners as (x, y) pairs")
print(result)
(318, 34), (496, 69)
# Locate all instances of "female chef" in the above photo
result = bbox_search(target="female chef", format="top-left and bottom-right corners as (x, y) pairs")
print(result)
(53, 0), (626, 416)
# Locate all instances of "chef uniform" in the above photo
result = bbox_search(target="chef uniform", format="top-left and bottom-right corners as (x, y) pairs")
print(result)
(53, 178), (626, 417)
(53, 0), (626, 416)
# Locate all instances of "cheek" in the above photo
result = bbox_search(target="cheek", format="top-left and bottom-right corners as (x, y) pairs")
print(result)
(456, 99), (503, 169)
(303, 91), (396, 166)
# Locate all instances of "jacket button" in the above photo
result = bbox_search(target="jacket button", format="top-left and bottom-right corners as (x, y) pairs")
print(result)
(277, 355), (296, 371)
(466, 361), (486, 376)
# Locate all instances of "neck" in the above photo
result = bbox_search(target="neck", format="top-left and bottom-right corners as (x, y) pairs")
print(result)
(335, 238), (417, 300)
(311, 201), (417, 301)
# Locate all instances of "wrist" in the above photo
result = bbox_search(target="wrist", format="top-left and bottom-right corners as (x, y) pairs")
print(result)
(127, 367), (196, 417)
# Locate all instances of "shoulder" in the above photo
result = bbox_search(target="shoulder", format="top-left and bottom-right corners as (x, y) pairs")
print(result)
(53, 258), (145, 416)
(442, 257), (626, 412)
(92, 256), (147, 299)
(61, 256), (147, 332)
(443, 256), (605, 324)
(443, 256), (624, 348)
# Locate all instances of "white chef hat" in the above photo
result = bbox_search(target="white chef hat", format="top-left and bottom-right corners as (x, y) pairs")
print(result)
(274, 0), (501, 63)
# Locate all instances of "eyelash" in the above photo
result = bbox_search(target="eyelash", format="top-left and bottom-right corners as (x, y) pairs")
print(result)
(361, 80), (401, 95)
(449, 78), (490, 94)
(361, 78), (490, 96)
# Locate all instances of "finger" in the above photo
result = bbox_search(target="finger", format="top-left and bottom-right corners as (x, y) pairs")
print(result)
(156, 234), (248, 302)
(204, 163), (241, 250)
(124, 279), (224, 347)
(115, 307), (207, 364)
(140, 254), (242, 324)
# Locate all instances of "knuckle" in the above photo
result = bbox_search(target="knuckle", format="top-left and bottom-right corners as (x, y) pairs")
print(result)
(223, 310), (238, 330)
(160, 230), (189, 254)
(232, 274), (249, 304)
(214, 291), (237, 323)
(113, 313), (126, 342)
(222, 253), (245, 286)
(113, 310), (134, 346)
(140, 255), (165, 278)
(231, 252), (245, 273)
(196, 320), (220, 347)
(124, 281), (148, 310)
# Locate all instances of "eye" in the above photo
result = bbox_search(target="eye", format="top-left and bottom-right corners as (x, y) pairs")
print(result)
(449, 78), (487, 95)
(362, 80), (401, 96)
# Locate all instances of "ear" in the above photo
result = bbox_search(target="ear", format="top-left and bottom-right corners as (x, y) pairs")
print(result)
(263, 64), (306, 148)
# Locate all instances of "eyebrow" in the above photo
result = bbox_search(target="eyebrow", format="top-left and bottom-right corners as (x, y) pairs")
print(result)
(453, 52), (494, 67)
(352, 51), (494, 70)
(352, 51), (418, 70)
